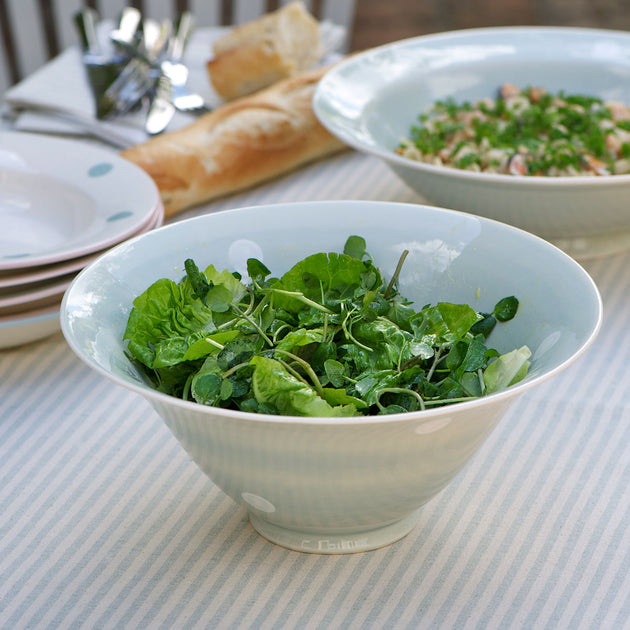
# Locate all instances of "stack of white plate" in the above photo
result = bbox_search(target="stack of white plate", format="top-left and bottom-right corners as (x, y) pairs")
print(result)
(0, 132), (164, 349)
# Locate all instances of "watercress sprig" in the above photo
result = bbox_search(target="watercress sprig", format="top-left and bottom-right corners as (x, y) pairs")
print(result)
(123, 237), (530, 416)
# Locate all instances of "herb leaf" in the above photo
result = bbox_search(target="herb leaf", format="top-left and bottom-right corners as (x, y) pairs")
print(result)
(493, 296), (519, 322)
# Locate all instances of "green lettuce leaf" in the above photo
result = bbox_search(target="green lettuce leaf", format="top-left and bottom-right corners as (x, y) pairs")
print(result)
(250, 356), (358, 417)
(483, 346), (532, 394)
(124, 278), (216, 368)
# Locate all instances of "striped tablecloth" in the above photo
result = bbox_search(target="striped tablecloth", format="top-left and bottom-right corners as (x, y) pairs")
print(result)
(1, 150), (629, 629)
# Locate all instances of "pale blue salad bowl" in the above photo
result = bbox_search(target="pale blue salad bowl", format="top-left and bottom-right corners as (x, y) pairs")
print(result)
(313, 26), (630, 259)
(60, 201), (602, 553)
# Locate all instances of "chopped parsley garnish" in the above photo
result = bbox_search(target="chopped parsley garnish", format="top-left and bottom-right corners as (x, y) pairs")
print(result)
(396, 84), (630, 176)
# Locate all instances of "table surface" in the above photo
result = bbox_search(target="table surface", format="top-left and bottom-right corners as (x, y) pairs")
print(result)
(1, 143), (629, 629)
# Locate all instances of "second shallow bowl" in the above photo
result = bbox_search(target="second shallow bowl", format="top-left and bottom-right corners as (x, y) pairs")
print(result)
(314, 26), (630, 258)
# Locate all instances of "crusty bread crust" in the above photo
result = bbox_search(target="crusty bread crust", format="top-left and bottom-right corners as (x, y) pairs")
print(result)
(120, 64), (347, 217)
(207, 1), (322, 101)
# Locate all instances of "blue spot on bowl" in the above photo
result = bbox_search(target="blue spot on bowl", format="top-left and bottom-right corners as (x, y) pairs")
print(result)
(4, 253), (31, 259)
(107, 211), (133, 222)
(88, 163), (113, 177)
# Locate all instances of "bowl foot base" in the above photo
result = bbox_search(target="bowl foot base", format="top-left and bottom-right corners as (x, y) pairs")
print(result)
(248, 511), (420, 554)
(552, 226), (630, 260)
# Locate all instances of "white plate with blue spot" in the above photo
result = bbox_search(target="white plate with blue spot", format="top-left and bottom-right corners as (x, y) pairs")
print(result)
(0, 200), (163, 347)
(0, 132), (161, 270)
(0, 199), (163, 289)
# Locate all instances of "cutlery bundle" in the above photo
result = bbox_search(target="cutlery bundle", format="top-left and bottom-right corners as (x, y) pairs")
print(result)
(3, 3), (346, 149)
(74, 7), (210, 135)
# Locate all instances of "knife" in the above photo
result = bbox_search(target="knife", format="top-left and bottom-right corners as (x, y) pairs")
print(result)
(74, 8), (102, 55)
(110, 7), (142, 57)
(145, 72), (176, 135)
(99, 19), (170, 121)
(145, 12), (195, 135)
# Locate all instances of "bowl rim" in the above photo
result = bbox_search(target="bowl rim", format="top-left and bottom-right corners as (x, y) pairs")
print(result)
(314, 25), (630, 188)
(60, 200), (604, 427)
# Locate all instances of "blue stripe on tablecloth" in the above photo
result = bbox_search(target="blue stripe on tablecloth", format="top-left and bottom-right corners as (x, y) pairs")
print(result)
(47, 454), (203, 628)
(266, 557), (337, 629)
(604, 531), (630, 629)
(221, 552), (327, 630)
(299, 551), (383, 629)
(0, 349), (109, 527)
(0, 378), (112, 503)
(563, 455), (630, 630)
(101, 493), (244, 629)
(217, 548), (310, 629)
(192, 538), (281, 629)
(479, 404), (626, 629)
(2, 389), (167, 625)
(420, 399), (568, 627)
(0, 343), (77, 446)
(533, 405), (629, 629)
(60, 457), (225, 627)
(139, 523), (262, 628)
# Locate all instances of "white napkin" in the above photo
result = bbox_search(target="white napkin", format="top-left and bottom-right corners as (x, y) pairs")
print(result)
(2, 21), (345, 150)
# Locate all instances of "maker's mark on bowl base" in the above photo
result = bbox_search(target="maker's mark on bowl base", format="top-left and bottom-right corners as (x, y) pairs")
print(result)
(248, 511), (421, 554)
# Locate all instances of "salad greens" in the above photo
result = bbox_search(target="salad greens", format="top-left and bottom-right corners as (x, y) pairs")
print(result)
(123, 236), (531, 417)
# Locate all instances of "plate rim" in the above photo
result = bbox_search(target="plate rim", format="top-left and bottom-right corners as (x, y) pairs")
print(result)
(0, 131), (161, 270)
(0, 200), (163, 288)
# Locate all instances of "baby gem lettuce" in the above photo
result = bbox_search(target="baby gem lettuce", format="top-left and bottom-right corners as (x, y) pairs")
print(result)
(123, 236), (531, 417)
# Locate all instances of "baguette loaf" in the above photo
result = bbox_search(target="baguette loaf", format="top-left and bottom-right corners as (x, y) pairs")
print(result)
(207, 1), (322, 101)
(120, 64), (347, 217)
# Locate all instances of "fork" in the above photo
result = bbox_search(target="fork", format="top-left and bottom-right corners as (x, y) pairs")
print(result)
(160, 59), (211, 114)
(99, 19), (170, 119)
(156, 13), (211, 115)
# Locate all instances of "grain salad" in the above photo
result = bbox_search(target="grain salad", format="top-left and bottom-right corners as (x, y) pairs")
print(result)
(396, 84), (630, 176)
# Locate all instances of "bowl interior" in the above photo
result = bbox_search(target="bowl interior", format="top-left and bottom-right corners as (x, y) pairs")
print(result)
(314, 26), (630, 159)
(61, 200), (601, 414)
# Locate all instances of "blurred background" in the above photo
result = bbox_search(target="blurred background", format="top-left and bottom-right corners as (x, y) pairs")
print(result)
(2, 0), (630, 93)
(350, 0), (630, 50)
